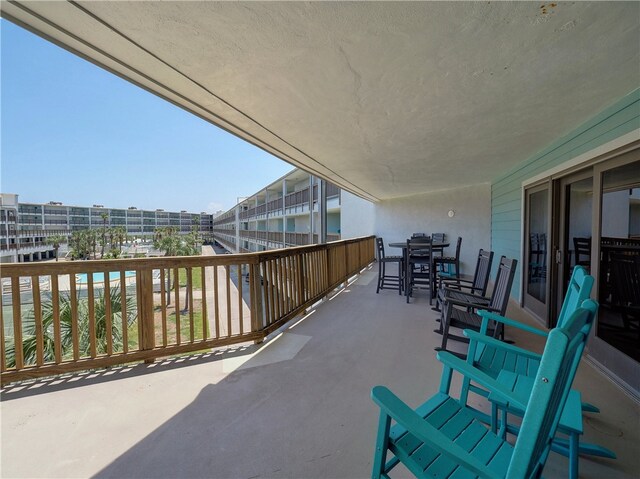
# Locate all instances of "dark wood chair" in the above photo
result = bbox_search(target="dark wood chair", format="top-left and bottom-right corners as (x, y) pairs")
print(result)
(433, 236), (462, 295)
(437, 256), (518, 355)
(433, 248), (494, 313)
(573, 237), (591, 271)
(610, 254), (640, 337)
(528, 232), (548, 283)
(375, 237), (403, 295)
(431, 232), (445, 257)
(405, 238), (432, 303)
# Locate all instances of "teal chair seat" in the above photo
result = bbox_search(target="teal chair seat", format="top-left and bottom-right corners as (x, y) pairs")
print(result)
(374, 388), (514, 479)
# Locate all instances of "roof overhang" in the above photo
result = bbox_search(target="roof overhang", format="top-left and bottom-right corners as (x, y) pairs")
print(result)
(2, 1), (638, 201)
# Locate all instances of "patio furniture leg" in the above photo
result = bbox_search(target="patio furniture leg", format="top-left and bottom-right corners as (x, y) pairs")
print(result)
(569, 432), (579, 479)
(371, 410), (391, 479)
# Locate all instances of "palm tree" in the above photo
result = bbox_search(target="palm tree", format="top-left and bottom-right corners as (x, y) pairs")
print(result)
(5, 285), (138, 367)
(178, 231), (201, 312)
(154, 227), (180, 305)
(99, 212), (109, 257)
(46, 234), (67, 262)
(153, 227), (202, 311)
(113, 226), (126, 253)
(69, 230), (91, 260)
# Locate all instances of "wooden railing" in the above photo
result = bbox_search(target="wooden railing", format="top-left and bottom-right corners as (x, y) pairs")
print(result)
(0, 236), (375, 384)
(284, 187), (310, 208)
(326, 183), (340, 198)
(6, 229), (70, 237)
(215, 236), (236, 251)
(266, 197), (284, 214)
(1, 240), (56, 251)
(285, 232), (319, 246)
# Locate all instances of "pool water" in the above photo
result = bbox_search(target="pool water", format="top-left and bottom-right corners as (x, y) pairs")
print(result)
(75, 271), (136, 283)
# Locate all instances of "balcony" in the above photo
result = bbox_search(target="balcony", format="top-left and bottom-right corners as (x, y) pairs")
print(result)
(285, 187), (311, 210)
(1, 236), (374, 381)
(1, 244), (636, 478)
(266, 197), (284, 215)
(285, 231), (318, 246)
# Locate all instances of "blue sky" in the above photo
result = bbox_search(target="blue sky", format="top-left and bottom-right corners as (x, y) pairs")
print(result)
(0, 20), (292, 213)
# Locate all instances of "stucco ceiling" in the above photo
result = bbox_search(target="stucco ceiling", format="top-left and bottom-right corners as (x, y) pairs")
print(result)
(2, 1), (638, 201)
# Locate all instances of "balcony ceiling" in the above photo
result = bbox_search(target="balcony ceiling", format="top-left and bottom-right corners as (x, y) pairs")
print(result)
(2, 1), (638, 201)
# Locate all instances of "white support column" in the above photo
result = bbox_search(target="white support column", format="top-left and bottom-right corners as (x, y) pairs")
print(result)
(319, 179), (327, 244)
(264, 188), (269, 249)
(282, 179), (288, 247)
(308, 175), (315, 244)
(235, 205), (240, 253)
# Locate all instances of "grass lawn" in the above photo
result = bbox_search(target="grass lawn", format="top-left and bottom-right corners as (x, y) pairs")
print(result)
(178, 267), (203, 290)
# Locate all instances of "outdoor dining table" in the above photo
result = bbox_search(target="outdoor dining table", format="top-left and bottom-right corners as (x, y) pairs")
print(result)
(389, 240), (450, 300)
(388, 241), (450, 250)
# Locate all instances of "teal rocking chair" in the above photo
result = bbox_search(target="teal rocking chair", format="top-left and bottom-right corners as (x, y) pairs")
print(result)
(461, 266), (596, 411)
(371, 301), (598, 479)
(458, 266), (615, 477)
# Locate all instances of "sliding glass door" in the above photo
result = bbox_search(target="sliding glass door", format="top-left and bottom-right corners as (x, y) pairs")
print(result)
(523, 182), (551, 320)
(523, 145), (640, 396)
(589, 152), (640, 393)
(555, 171), (594, 327)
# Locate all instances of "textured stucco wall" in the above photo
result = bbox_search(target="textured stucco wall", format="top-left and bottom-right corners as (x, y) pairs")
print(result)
(340, 191), (376, 238)
(374, 184), (491, 275)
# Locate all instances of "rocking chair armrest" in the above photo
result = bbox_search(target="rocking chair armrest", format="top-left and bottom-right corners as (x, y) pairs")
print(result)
(436, 352), (528, 411)
(371, 386), (502, 479)
(477, 310), (549, 338)
(463, 330), (544, 361)
(442, 297), (497, 312)
(442, 288), (490, 303)
(440, 279), (475, 289)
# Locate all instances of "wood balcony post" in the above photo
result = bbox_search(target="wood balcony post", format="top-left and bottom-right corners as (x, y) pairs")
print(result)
(249, 262), (263, 343)
(137, 269), (155, 363)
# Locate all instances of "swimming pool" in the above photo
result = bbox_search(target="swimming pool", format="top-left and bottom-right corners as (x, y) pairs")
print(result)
(75, 271), (136, 283)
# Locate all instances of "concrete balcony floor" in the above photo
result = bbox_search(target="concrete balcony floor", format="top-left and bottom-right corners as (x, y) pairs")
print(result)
(1, 267), (638, 478)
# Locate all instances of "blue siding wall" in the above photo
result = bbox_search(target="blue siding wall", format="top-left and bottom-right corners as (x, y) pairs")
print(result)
(491, 89), (640, 298)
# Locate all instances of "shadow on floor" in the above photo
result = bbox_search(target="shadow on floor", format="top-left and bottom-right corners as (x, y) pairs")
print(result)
(1, 343), (260, 402)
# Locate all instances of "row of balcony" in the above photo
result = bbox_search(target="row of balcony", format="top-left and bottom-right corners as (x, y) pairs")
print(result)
(0, 240), (50, 251)
(217, 184), (341, 225)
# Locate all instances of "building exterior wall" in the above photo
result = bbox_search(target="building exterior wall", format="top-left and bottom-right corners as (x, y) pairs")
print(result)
(491, 89), (640, 299)
(213, 169), (343, 252)
(0, 195), (216, 262)
(374, 183), (491, 274)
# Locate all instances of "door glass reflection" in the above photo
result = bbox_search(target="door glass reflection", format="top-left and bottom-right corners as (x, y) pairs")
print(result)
(597, 160), (640, 363)
(527, 189), (547, 303)
(565, 177), (593, 282)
